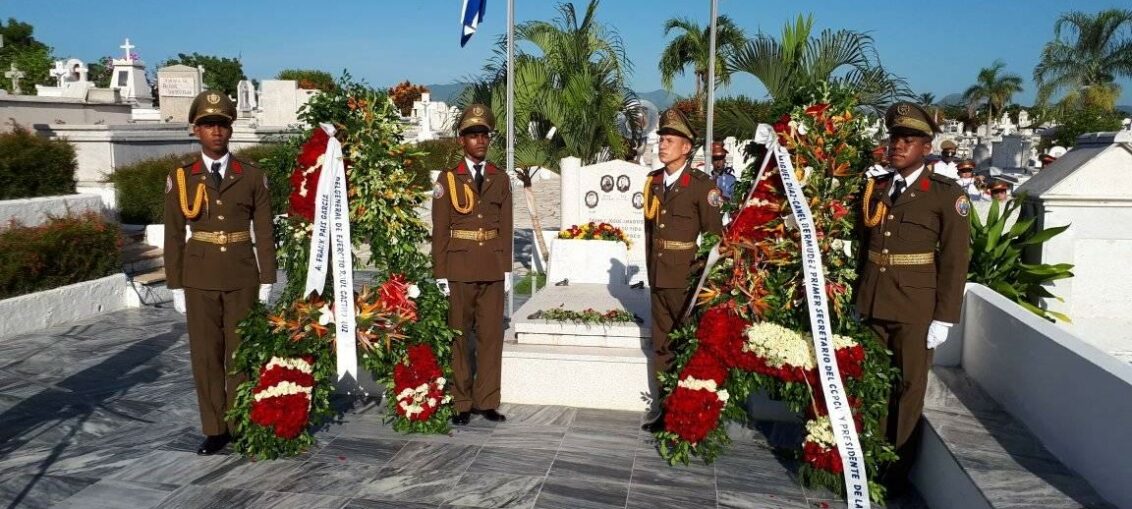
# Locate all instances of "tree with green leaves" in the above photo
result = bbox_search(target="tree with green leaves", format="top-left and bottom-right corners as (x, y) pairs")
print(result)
(963, 60), (1024, 132)
(917, 92), (935, 107)
(1034, 8), (1132, 111)
(658, 15), (746, 99)
(160, 52), (246, 97)
(276, 69), (335, 92)
(0, 18), (53, 94)
(727, 14), (911, 116)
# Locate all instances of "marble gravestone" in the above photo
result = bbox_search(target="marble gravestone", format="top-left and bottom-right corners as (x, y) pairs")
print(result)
(558, 157), (652, 284)
(157, 64), (204, 123)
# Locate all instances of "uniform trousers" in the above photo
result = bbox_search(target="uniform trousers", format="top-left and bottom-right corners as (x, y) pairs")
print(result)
(184, 286), (257, 436)
(867, 318), (932, 448)
(650, 287), (691, 385)
(448, 280), (505, 413)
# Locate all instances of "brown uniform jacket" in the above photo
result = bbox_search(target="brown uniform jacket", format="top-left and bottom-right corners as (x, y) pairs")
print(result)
(855, 167), (970, 324)
(163, 157), (277, 291)
(431, 160), (514, 282)
(644, 165), (724, 289)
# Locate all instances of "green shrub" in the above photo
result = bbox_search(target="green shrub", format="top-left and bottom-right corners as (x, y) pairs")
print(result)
(0, 127), (77, 199)
(0, 212), (122, 299)
(275, 69), (337, 92)
(107, 152), (196, 224)
(412, 138), (463, 187)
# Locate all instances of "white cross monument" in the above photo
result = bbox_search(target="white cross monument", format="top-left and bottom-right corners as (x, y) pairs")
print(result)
(5, 63), (25, 95)
(120, 38), (135, 61)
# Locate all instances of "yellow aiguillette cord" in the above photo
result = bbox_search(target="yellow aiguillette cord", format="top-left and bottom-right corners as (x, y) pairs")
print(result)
(446, 171), (475, 214)
(176, 167), (207, 219)
(642, 177), (661, 220)
(861, 178), (886, 228)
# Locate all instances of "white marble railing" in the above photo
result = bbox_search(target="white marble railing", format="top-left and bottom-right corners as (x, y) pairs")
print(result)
(947, 283), (1132, 508)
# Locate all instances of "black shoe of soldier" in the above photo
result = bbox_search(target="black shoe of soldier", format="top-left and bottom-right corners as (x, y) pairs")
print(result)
(473, 409), (507, 422)
(196, 433), (231, 455)
(452, 411), (471, 426)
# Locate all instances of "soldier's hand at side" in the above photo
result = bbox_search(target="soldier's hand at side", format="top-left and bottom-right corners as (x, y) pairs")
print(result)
(504, 272), (512, 291)
(926, 320), (953, 349)
(171, 289), (186, 314)
(436, 278), (450, 297)
(258, 284), (272, 305)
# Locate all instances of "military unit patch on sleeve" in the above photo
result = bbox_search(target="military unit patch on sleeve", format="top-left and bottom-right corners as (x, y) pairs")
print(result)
(166, 175), (173, 194)
(433, 181), (446, 199)
(707, 188), (724, 208)
(955, 195), (971, 217)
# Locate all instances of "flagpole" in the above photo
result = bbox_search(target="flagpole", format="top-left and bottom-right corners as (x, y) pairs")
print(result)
(506, 0), (516, 318)
(704, 0), (718, 158)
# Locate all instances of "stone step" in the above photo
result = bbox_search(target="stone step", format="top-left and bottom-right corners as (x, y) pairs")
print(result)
(122, 243), (163, 274)
(131, 268), (166, 285)
(500, 342), (653, 412)
(912, 367), (1115, 509)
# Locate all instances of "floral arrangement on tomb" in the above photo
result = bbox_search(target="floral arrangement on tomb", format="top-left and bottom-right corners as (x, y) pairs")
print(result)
(653, 86), (897, 503)
(526, 306), (641, 325)
(558, 222), (632, 247)
(229, 75), (456, 460)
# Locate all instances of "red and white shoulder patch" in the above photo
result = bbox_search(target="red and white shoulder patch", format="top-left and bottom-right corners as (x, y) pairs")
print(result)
(955, 195), (971, 217)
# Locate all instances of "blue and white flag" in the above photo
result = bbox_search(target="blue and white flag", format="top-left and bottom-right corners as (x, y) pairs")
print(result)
(460, 0), (487, 47)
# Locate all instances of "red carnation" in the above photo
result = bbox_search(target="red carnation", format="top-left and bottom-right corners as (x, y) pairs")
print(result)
(679, 351), (728, 384)
(695, 307), (748, 366)
(663, 386), (725, 443)
(288, 129), (331, 221)
(803, 441), (844, 473)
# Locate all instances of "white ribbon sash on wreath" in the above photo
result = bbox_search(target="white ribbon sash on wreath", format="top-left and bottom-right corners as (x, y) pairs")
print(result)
(774, 144), (870, 509)
(304, 123), (359, 385)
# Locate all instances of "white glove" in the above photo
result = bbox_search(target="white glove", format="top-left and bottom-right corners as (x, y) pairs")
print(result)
(171, 289), (186, 314)
(258, 284), (272, 304)
(504, 272), (512, 290)
(926, 320), (953, 349)
(436, 278), (450, 297)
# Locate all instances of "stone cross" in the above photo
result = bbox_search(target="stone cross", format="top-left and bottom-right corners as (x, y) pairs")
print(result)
(5, 63), (25, 95)
(120, 38), (135, 61)
(51, 60), (69, 86)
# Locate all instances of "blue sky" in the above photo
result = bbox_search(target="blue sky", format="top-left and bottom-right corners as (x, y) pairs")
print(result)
(6, 0), (1132, 105)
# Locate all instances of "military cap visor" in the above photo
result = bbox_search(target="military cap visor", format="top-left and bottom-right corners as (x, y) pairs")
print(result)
(458, 104), (496, 134)
(189, 91), (236, 124)
(941, 140), (958, 150)
(885, 102), (939, 138)
(957, 160), (976, 171)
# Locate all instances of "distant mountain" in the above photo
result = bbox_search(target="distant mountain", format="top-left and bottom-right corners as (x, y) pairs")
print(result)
(938, 93), (965, 107)
(422, 83), (471, 104)
(636, 89), (677, 110)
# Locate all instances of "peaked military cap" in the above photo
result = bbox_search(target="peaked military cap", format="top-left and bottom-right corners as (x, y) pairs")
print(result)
(657, 108), (696, 141)
(458, 103), (495, 135)
(957, 159), (976, 172)
(885, 101), (939, 137)
(940, 139), (958, 150)
(188, 91), (236, 125)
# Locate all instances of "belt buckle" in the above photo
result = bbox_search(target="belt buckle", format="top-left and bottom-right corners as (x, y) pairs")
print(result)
(216, 232), (228, 245)
(877, 252), (889, 266)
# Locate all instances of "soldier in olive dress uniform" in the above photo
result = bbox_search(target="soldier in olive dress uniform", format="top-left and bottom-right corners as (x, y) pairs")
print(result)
(431, 104), (513, 426)
(164, 91), (277, 455)
(641, 108), (724, 432)
(855, 101), (971, 491)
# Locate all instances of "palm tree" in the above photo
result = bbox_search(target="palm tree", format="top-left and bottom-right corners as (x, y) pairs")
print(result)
(460, 0), (641, 261)
(726, 14), (911, 115)
(917, 92), (936, 107)
(963, 60), (1024, 132)
(1034, 8), (1132, 110)
(658, 16), (746, 98)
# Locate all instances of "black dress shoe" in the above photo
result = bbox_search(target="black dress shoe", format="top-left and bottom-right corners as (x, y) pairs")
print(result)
(641, 414), (665, 433)
(196, 433), (231, 455)
(473, 409), (507, 422)
(452, 411), (471, 426)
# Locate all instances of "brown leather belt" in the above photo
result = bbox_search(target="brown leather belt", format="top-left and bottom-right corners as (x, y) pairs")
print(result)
(450, 229), (499, 241)
(868, 250), (934, 266)
(657, 239), (696, 251)
(191, 231), (251, 245)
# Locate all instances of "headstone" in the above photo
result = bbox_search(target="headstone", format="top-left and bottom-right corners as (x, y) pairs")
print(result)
(973, 142), (992, 168)
(1018, 110), (1031, 128)
(157, 64), (204, 123)
(5, 64), (24, 95)
(258, 79), (318, 126)
(992, 134), (1026, 169)
(559, 157), (652, 282)
(50, 61), (68, 86)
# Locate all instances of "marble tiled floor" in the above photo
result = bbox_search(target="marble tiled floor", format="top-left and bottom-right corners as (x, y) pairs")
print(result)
(0, 308), (927, 509)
